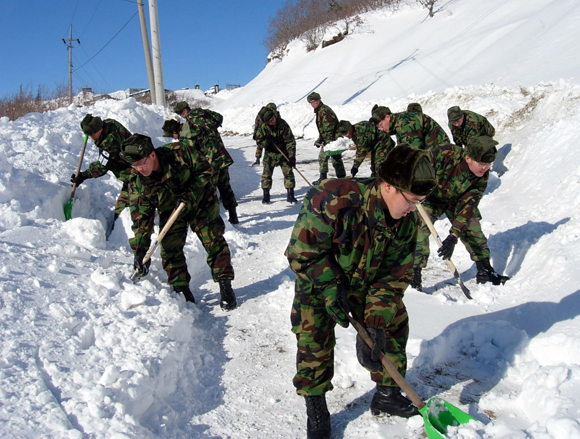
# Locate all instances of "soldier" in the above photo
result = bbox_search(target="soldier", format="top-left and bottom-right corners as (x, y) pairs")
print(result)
(406, 103), (423, 113)
(119, 133), (237, 311)
(71, 114), (132, 224)
(254, 107), (298, 204)
(161, 119), (181, 140)
(286, 144), (437, 439)
(411, 136), (509, 292)
(336, 119), (395, 178)
(252, 102), (278, 155)
(307, 92), (346, 183)
(173, 101), (239, 224)
(447, 106), (496, 147)
(371, 104), (450, 150)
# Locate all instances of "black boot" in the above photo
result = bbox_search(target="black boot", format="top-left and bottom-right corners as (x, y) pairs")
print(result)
(475, 259), (509, 285)
(312, 173), (327, 186)
(228, 206), (239, 224)
(305, 395), (331, 439)
(287, 188), (298, 204)
(336, 170), (346, 178)
(218, 279), (237, 311)
(410, 267), (422, 292)
(262, 188), (270, 204)
(370, 385), (420, 418)
(173, 285), (196, 303)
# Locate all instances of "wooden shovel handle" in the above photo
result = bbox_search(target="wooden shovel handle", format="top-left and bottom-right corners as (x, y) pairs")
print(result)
(70, 135), (89, 199)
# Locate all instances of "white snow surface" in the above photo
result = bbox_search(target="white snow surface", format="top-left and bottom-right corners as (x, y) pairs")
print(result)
(1, 0), (580, 438)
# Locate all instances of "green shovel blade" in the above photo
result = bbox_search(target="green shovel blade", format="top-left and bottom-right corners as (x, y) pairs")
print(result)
(419, 397), (476, 439)
(64, 198), (74, 221)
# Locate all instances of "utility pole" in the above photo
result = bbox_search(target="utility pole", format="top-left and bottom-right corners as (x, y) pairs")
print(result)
(137, 0), (156, 104)
(148, 0), (166, 107)
(62, 25), (80, 105)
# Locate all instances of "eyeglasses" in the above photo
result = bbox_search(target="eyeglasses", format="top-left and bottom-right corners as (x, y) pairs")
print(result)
(131, 155), (150, 170)
(477, 161), (492, 170)
(397, 189), (425, 207)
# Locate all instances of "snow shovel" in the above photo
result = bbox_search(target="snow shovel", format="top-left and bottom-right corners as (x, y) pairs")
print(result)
(130, 202), (186, 281)
(417, 204), (472, 299)
(64, 134), (89, 221)
(346, 313), (476, 438)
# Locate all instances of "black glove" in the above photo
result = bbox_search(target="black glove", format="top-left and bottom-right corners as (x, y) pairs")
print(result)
(133, 248), (151, 278)
(70, 172), (87, 187)
(350, 168), (358, 177)
(288, 156), (296, 168)
(356, 327), (386, 372)
(438, 234), (458, 260)
(252, 158), (260, 167)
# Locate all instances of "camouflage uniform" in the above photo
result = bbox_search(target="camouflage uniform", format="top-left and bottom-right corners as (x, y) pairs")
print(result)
(127, 139), (234, 287)
(80, 119), (132, 215)
(390, 112), (449, 150)
(351, 121), (395, 177)
(285, 178), (418, 395)
(449, 110), (496, 147)
(255, 116), (296, 190)
(181, 109), (238, 211)
(414, 143), (490, 270)
(314, 102), (345, 176)
(253, 103), (278, 141)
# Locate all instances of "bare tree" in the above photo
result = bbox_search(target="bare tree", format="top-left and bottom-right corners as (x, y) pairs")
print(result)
(416, 0), (440, 17)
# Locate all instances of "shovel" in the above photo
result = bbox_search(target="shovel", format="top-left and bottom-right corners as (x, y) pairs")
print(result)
(346, 313), (476, 438)
(130, 202), (186, 281)
(64, 134), (89, 221)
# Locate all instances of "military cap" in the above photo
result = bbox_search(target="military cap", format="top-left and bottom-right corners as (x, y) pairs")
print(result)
(307, 92), (321, 102)
(265, 102), (277, 110)
(120, 134), (155, 163)
(378, 143), (436, 196)
(465, 136), (498, 163)
(407, 103), (423, 113)
(173, 101), (190, 114)
(161, 119), (181, 137)
(80, 114), (103, 136)
(336, 120), (352, 136)
(447, 106), (463, 122)
(262, 109), (276, 123)
(369, 105), (392, 125)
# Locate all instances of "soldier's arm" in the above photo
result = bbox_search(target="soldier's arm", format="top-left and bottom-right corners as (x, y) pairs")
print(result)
(129, 182), (155, 253)
(283, 122), (296, 159)
(450, 126), (463, 147)
(449, 181), (486, 236)
(482, 116), (496, 138)
(319, 107), (339, 144)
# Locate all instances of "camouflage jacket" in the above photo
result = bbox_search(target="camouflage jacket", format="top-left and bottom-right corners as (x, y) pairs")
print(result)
(181, 109), (233, 170)
(449, 110), (496, 147)
(351, 121), (395, 172)
(255, 117), (296, 160)
(314, 102), (338, 145)
(82, 119), (132, 180)
(428, 143), (489, 237)
(391, 112), (450, 150)
(126, 139), (214, 251)
(253, 106), (279, 140)
(285, 178), (418, 328)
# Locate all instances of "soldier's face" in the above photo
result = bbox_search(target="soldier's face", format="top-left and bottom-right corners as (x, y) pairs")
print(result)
(90, 129), (103, 141)
(132, 152), (158, 177)
(172, 132), (179, 139)
(377, 115), (391, 133)
(310, 100), (321, 109)
(180, 109), (189, 118)
(267, 116), (276, 125)
(380, 183), (425, 219)
(452, 115), (464, 127)
(465, 156), (492, 177)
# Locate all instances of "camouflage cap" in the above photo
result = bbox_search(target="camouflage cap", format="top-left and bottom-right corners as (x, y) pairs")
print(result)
(307, 92), (321, 102)
(336, 120), (352, 136)
(262, 108), (276, 123)
(80, 114), (103, 136)
(465, 136), (498, 163)
(161, 119), (181, 137)
(447, 106), (463, 122)
(369, 105), (392, 125)
(173, 101), (190, 114)
(407, 103), (422, 113)
(378, 143), (436, 196)
(120, 134), (155, 163)
(266, 102), (277, 110)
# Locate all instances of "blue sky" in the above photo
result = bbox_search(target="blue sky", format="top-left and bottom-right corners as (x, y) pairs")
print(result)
(0, 0), (285, 97)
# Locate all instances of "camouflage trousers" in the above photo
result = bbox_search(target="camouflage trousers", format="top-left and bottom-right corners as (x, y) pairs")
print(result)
(261, 152), (295, 190)
(290, 279), (409, 396)
(414, 200), (490, 269)
(113, 181), (130, 216)
(318, 148), (345, 176)
(216, 166), (238, 210)
(158, 188), (234, 286)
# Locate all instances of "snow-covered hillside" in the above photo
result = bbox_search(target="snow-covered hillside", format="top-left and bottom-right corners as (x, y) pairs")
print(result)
(1, 0), (580, 438)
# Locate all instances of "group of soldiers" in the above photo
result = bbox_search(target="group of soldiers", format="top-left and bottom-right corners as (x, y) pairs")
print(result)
(71, 94), (509, 439)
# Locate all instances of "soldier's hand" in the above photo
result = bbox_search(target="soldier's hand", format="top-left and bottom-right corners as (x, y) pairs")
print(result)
(251, 158), (260, 167)
(70, 172), (87, 187)
(174, 194), (190, 212)
(314, 142), (323, 148)
(356, 327), (386, 372)
(288, 156), (296, 168)
(438, 234), (458, 260)
(133, 248), (151, 278)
